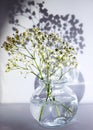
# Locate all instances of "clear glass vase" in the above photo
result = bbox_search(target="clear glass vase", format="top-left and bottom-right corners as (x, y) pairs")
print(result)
(30, 79), (78, 128)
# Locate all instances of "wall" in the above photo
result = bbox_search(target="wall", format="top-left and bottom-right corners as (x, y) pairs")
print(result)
(0, 0), (93, 103)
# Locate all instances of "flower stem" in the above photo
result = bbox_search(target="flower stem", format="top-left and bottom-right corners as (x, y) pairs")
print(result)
(22, 45), (43, 79)
(38, 73), (72, 121)
(55, 105), (61, 117)
(39, 101), (46, 121)
(59, 68), (71, 80)
(61, 103), (72, 113)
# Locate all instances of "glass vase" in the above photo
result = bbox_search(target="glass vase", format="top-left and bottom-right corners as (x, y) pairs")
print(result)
(30, 79), (78, 128)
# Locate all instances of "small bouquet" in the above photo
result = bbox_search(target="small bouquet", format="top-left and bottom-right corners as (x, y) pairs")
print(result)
(2, 28), (77, 81)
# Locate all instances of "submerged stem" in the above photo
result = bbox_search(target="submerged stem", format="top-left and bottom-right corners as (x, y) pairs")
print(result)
(55, 105), (61, 117)
(61, 103), (72, 113)
(38, 81), (73, 122)
(39, 101), (46, 121)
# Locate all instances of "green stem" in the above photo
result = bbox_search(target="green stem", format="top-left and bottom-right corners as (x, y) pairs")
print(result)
(14, 44), (43, 75)
(50, 67), (60, 76)
(14, 64), (42, 80)
(18, 51), (33, 59)
(14, 43), (34, 60)
(23, 45), (43, 79)
(31, 71), (43, 80)
(45, 80), (61, 117)
(46, 83), (51, 101)
(55, 100), (72, 113)
(59, 68), (71, 80)
(61, 103), (72, 113)
(38, 89), (72, 121)
(39, 82), (61, 122)
(38, 68), (72, 121)
(22, 45), (34, 58)
(34, 59), (43, 79)
(39, 101), (46, 121)
(55, 105), (61, 117)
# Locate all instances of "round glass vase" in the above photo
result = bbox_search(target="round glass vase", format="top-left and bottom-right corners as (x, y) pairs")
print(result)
(30, 79), (78, 128)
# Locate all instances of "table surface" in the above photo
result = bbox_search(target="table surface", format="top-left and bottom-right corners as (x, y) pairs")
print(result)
(0, 103), (93, 130)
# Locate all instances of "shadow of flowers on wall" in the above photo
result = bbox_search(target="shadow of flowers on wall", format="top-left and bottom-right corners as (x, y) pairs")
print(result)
(8, 0), (85, 54)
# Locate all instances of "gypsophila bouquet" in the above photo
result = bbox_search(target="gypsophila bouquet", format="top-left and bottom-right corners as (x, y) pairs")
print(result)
(2, 28), (77, 81)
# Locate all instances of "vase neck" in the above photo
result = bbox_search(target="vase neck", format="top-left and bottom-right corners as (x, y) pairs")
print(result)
(39, 78), (68, 90)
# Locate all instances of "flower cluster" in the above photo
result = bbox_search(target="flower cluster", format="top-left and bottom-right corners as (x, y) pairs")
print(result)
(2, 28), (78, 80)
